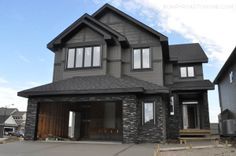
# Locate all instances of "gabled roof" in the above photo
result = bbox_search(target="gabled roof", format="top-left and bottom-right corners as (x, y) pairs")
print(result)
(0, 108), (18, 116)
(169, 80), (214, 91)
(92, 3), (168, 42)
(12, 111), (26, 117)
(214, 46), (236, 84)
(18, 75), (169, 98)
(47, 13), (128, 51)
(169, 43), (208, 63)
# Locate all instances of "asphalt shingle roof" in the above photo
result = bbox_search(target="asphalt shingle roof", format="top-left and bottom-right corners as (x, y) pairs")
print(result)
(169, 43), (208, 63)
(0, 108), (18, 116)
(18, 75), (169, 97)
(169, 80), (214, 91)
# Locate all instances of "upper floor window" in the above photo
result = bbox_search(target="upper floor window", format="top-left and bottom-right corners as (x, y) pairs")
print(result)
(133, 48), (150, 69)
(180, 66), (194, 78)
(67, 46), (101, 69)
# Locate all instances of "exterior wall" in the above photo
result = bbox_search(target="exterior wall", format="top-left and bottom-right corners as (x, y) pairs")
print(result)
(25, 94), (166, 143)
(137, 95), (166, 143)
(106, 41), (122, 78)
(166, 94), (180, 139)
(52, 27), (107, 82)
(218, 62), (236, 118)
(24, 99), (38, 140)
(172, 63), (204, 82)
(164, 62), (204, 85)
(97, 11), (164, 85)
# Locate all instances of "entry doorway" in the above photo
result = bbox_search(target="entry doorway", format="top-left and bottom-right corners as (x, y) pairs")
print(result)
(182, 101), (200, 129)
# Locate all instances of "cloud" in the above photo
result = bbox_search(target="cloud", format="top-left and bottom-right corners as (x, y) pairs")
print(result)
(0, 77), (8, 84)
(94, 0), (236, 63)
(18, 54), (30, 63)
(0, 86), (27, 111)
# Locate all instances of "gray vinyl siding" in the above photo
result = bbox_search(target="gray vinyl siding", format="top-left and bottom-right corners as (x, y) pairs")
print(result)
(106, 41), (122, 78)
(98, 12), (160, 45)
(52, 27), (107, 81)
(164, 63), (174, 85)
(218, 62), (236, 118)
(66, 27), (103, 44)
(172, 63), (204, 82)
(98, 11), (164, 85)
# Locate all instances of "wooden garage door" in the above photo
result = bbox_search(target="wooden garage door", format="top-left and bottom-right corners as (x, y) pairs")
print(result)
(37, 103), (69, 140)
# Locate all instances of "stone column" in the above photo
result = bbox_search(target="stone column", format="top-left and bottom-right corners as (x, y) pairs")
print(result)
(24, 98), (38, 140)
(202, 91), (210, 129)
(122, 95), (138, 143)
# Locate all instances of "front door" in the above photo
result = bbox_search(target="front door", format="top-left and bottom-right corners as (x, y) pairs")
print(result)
(182, 101), (199, 129)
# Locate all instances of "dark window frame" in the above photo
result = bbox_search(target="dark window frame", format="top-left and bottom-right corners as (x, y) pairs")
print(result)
(180, 66), (195, 78)
(132, 47), (151, 70)
(142, 101), (155, 125)
(66, 45), (101, 69)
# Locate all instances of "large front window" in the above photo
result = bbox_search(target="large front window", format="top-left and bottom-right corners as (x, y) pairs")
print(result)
(133, 48), (150, 69)
(67, 46), (101, 69)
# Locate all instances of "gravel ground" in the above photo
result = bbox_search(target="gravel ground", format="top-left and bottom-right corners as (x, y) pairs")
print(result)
(160, 147), (236, 156)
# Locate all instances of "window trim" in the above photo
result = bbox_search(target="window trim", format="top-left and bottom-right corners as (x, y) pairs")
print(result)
(170, 96), (174, 115)
(132, 47), (151, 70)
(142, 101), (155, 125)
(229, 71), (234, 83)
(180, 66), (195, 78)
(66, 45), (102, 69)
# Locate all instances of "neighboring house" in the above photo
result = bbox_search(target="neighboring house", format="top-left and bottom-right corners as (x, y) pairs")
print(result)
(0, 108), (26, 134)
(18, 4), (214, 143)
(214, 47), (236, 136)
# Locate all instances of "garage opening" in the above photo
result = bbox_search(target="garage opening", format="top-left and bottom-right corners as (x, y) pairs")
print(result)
(37, 101), (122, 141)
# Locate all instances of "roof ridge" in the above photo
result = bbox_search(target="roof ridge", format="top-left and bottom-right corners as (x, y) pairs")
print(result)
(92, 3), (168, 41)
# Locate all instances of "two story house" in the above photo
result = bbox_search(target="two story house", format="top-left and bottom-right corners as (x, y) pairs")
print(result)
(18, 4), (214, 143)
(214, 47), (236, 136)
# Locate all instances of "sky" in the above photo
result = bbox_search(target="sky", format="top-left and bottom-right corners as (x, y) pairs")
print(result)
(0, 0), (235, 123)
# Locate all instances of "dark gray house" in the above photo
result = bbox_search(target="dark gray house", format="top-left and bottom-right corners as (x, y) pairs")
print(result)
(214, 47), (236, 136)
(18, 4), (214, 143)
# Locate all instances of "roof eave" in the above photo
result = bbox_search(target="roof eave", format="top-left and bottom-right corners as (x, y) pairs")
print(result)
(18, 87), (145, 98)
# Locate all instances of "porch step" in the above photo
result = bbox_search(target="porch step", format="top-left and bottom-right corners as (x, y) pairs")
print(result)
(179, 136), (219, 144)
(180, 129), (211, 136)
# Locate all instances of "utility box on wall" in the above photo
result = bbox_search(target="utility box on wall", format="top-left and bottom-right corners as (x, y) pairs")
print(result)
(221, 119), (236, 136)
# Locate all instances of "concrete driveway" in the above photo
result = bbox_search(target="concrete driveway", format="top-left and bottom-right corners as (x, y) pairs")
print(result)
(0, 141), (155, 156)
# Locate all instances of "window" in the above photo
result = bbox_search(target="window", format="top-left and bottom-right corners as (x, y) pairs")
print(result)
(229, 71), (234, 83)
(66, 46), (101, 69)
(133, 48), (150, 69)
(143, 102), (155, 124)
(67, 49), (75, 68)
(170, 96), (174, 115)
(180, 66), (195, 78)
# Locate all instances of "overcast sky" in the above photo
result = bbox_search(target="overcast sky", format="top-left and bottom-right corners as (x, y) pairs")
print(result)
(0, 0), (235, 122)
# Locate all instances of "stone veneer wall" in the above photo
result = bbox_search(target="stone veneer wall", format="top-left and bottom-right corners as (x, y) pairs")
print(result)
(166, 94), (180, 139)
(24, 94), (166, 143)
(136, 95), (166, 143)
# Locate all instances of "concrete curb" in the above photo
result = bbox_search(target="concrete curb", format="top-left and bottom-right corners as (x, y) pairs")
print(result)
(38, 140), (123, 145)
(159, 144), (232, 152)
